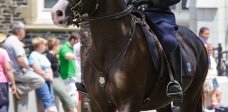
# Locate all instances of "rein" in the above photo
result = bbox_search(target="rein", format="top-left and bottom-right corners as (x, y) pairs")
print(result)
(69, 0), (137, 87)
(87, 18), (136, 87)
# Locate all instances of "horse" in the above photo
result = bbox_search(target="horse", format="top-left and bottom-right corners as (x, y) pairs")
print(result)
(51, 0), (208, 112)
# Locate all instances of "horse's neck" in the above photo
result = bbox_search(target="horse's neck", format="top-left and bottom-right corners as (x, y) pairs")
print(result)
(89, 16), (132, 70)
(89, 0), (131, 52)
(87, 0), (132, 69)
(90, 16), (132, 52)
(93, 0), (126, 18)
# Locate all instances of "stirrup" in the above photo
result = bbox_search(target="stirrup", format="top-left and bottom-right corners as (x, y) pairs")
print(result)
(166, 80), (183, 98)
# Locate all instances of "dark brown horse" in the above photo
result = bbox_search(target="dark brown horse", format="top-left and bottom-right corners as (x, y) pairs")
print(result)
(51, 0), (208, 111)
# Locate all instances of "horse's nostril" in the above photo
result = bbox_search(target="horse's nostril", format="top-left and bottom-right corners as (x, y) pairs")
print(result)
(56, 10), (63, 17)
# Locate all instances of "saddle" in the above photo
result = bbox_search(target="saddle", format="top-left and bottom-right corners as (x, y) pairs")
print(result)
(132, 10), (194, 78)
(130, 4), (196, 105)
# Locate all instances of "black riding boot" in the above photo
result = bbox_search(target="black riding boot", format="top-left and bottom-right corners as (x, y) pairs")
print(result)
(75, 82), (88, 95)
(166, 45), (183, 102)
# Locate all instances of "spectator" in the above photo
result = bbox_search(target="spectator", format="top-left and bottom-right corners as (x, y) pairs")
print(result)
(74, 37), (81, 84)
(28, 37), (57, 112)
(73, 36), (82, 112)
(204, 44), (222, 109)
(199, 27), (210, 45)
(46, 37), (77, 112)
(3, 21), (45, 112)
(59, 32), (80, 108)
(0, 33), (16, 112)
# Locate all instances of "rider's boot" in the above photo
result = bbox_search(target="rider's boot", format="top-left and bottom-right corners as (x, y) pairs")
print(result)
(166, 44), (183, 102)
(75, 82), (88, 95)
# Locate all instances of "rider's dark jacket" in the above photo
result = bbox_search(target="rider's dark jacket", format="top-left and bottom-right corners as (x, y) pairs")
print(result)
(145, 0), (181, 54)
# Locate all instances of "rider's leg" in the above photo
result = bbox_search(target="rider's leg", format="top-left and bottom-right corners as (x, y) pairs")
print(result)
(166, 45), (183, 101)
(145, 11), (183, 101)
(159, 21), (183, 101)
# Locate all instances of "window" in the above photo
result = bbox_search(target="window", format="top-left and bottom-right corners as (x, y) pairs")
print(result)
(44, 0), (58, 9)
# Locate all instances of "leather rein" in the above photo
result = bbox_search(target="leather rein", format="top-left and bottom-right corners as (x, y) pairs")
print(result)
(70, 0), (137, 87)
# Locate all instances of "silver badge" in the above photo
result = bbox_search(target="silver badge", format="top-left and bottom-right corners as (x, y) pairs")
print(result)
(99, 76), (106, 86)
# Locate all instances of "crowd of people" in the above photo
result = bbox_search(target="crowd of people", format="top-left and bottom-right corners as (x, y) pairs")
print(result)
(0, 21), (82, 112)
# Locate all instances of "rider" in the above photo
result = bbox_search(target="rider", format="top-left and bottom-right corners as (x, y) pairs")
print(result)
(142, 0), (183, 101)
(77, 0), (183, 101)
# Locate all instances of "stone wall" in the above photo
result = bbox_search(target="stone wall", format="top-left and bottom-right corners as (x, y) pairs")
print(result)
(0, 0), (27, 33)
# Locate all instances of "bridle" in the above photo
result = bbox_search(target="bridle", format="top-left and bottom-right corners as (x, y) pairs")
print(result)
(69, 0), (134, 25)
(69, 0), (139, 88)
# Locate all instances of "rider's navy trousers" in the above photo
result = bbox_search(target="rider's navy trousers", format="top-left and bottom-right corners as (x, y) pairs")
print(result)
(145, 9), (178, 54)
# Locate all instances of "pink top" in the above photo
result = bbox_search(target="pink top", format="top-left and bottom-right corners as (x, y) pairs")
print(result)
(0, 48), (11, 83)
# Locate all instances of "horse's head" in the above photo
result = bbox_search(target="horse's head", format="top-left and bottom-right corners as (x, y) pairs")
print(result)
(51, 0), (99, 27)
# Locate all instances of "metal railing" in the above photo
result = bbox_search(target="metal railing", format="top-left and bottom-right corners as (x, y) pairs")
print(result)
(214, 43), (228, 76)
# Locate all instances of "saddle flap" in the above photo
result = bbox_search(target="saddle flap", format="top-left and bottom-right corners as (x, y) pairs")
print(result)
(176, 33), (195, 76)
